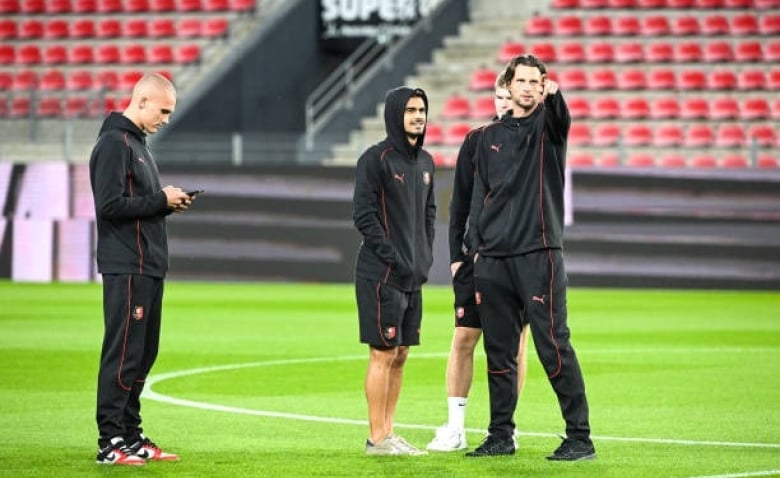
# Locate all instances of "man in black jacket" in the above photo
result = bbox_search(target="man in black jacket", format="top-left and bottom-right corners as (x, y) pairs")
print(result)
(465, 55), (595, 461)
(353, 86), (436, 456)
(90, 72), (191, 466)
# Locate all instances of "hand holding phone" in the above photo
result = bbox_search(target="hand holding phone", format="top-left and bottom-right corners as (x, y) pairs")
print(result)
(186, 189), (204, 198)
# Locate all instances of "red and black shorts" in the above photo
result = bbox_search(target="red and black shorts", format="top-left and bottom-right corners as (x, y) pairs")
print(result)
(356, 278), (422, 348)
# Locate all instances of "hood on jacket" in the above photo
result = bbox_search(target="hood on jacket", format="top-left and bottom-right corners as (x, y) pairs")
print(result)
(383, 86), (428, 154)
(98, 111), (146, 143)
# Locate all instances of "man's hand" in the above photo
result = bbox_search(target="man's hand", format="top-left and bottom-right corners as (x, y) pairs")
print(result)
(163, 185), (191, 212)
(543, 78), (559, 99)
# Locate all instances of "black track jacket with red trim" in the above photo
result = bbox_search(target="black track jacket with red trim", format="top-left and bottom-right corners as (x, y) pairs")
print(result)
(353, 86), (436, 292)
(467, 92), (570, 257)
(89, 112), (171, 278)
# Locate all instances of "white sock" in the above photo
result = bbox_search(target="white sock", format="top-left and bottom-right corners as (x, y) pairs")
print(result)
(447, 397), (468, 430)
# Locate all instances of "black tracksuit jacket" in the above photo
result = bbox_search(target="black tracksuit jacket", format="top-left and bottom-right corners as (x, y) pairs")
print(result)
(468, 92), (570, 256)
(353, 86), (436, 292)
(89, 112), (171, 278)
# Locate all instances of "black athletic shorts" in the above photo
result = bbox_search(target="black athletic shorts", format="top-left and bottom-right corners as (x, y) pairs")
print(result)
(452, 259), (480, 328)
(356, 278), (422, 348)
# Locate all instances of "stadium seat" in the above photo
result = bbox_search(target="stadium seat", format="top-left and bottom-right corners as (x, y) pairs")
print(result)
(671, 16), (700, 35)
(177, 18), (202, 38)
(120, 70), (143, 90)
(624, 124), (653, 145)
(581, 0), (608, 6)
(525, 15), (553, 36)
(554, 16), (583, 36)
(203, 0), (229, 10)
(97, 0), (122, 12)
(95, 70), (120, 90)
(431, 152), (455, 168)
(583, 15), (612, 36)
(497, 42), (524, 63)
(125, 0), (149, 11)
(592, 123), (622, 146)
(591, 97), (620, 119)
(701, 15), (730, 35)
(747, 124), (780, 148)
(689, 154), (717, 168)
(759, 14), (780, 35)
(589, 68), (617, 90)
(770, 70), (780, 90)
(677, 69), (706, 90)
(443, 122), (472, 145)
(64, 96), (90, 118)
(626, 153), (655, 167)
(616, 68), (646, 90)
(710, 97), (739, 120)
(679, 97), (710, 119)
(469, 68), (498, 91)
(683, 125), (714, 147)
(568, 152), (595, 168)
(121, 44), (147, 64)
(722, 0), (752, 6)
(0, 45), (14, 65)
(149, 0), (175, 10)
(613, 17), (640, 36)
(17, 45), (42, 65)
(43, 45), (68, 65)
(69, 44), (94, 64)
(737, 69), (766, 90)
(731, 14), (759, 36)
(229, 0), (255, 12)
(19, 20), (44, 39)
(622, 97), (650, 118)
(72, 0), (97, 12)
(740, 98), (770, 120)
(645, 42), (674, 63)
(12, 70), (38, 91)
(72, 19), (96, 39)
(734, 41), (763, 62)
(757, 155), (778, 169)
(442, 95), (470, 119)
(764, 41), (780, 62)
(673, 42), (703, 63)
(124, 18), (148, 37)
(557, 42), (585, 63)
(21, 0), (44, 12)
(608, 0), (637, 6)
(614, 42), (643, 63)
(36, 96), (62, 117)
(148, 44), (173, 64)
(569, 123), (592, 146)
(97, 19), (121, 38)
(647, 68), (676, 89)
(715, 124), (746, 148)
(658, 153), (687, 168)
(567, 96), (590, 118)
(150, 18), (176, 38)
(0, 0), (19, 13)
(0, 71), (11, 90)
(637, 0), (667, 6)
(0, 19), (15, 40)
(176, 44), (201, 64)
(703, 42), (733, 62)
(529, 43), (556, 63)
(585, 42), (615, 63)
(203, 17), (229, 38)
(654, 124), (684, 146)
(9, 96), (31, 118)
(470, 96), (496, 119)
(40, 69), (66, 91)
(650, 96), (680, 119)
(707, 70), (737, 90)
(597, 152), (620, 167)
(425, 124), (443, 145)
(67, 69), (93, 90)
(552, 0), (580, 6)
(44, 19), (69, 39)
(46, 0), (70, 10)
(95, 45), (120, 64)
(755, 0), (780, 8)
(720, 154), (749, 168)
(641, 15), (670, 36)
(693, 0), (723, 6)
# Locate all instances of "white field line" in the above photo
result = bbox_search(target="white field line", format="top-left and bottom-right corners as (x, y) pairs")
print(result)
(687, 471), (780, 478)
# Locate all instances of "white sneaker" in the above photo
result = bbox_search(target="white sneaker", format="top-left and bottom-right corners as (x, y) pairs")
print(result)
(426, 425), (468, 452)
(387, 434), (428, 456)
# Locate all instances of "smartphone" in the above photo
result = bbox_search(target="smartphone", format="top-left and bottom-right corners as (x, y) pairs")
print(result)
(186, 189), (204, 197)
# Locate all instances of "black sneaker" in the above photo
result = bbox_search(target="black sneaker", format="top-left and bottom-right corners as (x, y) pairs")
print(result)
(464, 434), (515, 457)
(96, 436), (146, 466)
(546, 437), (596, 461)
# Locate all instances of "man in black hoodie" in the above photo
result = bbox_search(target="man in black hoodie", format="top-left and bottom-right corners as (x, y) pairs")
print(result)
(465, 56), (595, 461)
(353, 86), (436, 456)
(90, 72), (191, 466)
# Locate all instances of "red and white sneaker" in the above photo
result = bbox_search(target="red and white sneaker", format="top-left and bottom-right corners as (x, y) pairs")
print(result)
(128, 434), (179, 462)
(96, 437), (146, 466)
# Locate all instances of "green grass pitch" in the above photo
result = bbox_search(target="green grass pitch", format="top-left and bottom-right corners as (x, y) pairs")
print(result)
(0, 281), (778, 477)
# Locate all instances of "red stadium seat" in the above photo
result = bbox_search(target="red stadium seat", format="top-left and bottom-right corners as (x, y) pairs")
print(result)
(12, 70), (38, 91)
(123, 18), (148, 37)
(558, 42), (585, 63)
(529, 43), (556, 63)
(120, 70), (143, 90)
(97, 19), (121, 38)
(121, 44), (147, 64)
(0, 19), (16, 40)
(647, 68), (676, 89)
(554, 16), (583, 36)
(442, 95), (470, 119)
(67, 69), (93, 90)
(731, 14), (759, 36)
(553, 0), (580, 6)
(203, 17), (229, 38)
(624, 124), (653, 146)
(9, 96), (31, 118)
(0, 45), (14, 65)
(203, 0), (228, 10)
(608, 0), (637, 6)
(693, 0), (723, 7)
(720, 154), (749, 168)
(581, 0), (608, 6)
(671, 16), (699, 36)
(597, 152), (620, 167)
(658, 154), (687, 168)
(677, 69), (706, 90)
(469, 68), (498, 91)
(558, 69), (588, 90)
(21, 0), (44, 12)
(707, 70), (737, 90)
(734, 41), (763, 62)
(179, 0), (203, 9)
(64, 96), (90, 118)
(755, 0), (780, 8)
(703, 42), (733, 63)
(764, 41), (780, 62)
(614, 42), (643, 63)
(759, 14), (780, 35)
(568, 124), (591, 146)
(722, 0), (752, 6)
(176, 44), (201, 64)
(701, 15), (730, 36)
(229, 0), (255, 12)
(46, 0), (70, 11)
(17, 45), (42, 65)
(497, 42), (524, 63)
(737, 70), (766, 90)
(613, 17), (640, 36)
(591, 97), (620, 119)
(95, 45), (120, 64)
(710, 97), (739, 120)
(95, 70), (120, 90)
(626, 153), (656, 167)
(97, 0), (121, 12)
(568, 152), (595, 168)
(177, 18), (202, 38)
(525, 16), (553, 36)
(150, 18), (176, 38)
(36, 96), (62, 117)
(641, 15), (670, 36)
(425, 124), (443, 145)
(0, 71), (11, 90)
(637, 0), (667, 7)
(583, 15), (612, 36)
(470, 96), (496, 119)
(757, 155), (779, 169)
(673, 42), (703, 63)
(689, 154), (717, 168)
(740, 98), (771, 120)
(622, 97), (650, 119)
(567, 96), (590, 119)
(44, 19), (69, 39)
(43, 45), (68, 65)
(125, 0), (149, 11)
(0, 0), (19, 13)
(588, 68), (617, 90)
(683, 125), (715, 147)
(679, 97), (709, 119)
(746, 124), (776, 146)
(69, 44), (94, 64)
(72, 19), (96, 39)
(148, 44), (173, 64)
(72, 0), (96, 12)
(650, 96), (680, 119)
(432, 152), (455, 168)
(715, 124), (746, 148)
(592, 123), (622, 146)
(587, 42), (615, 63)
(616, 68), (646, 90)
(770, 71), (780, 90)
(443, 122), (472, 145)
(40, 69), (66, 91)
(654, 124), (684, 147)
(645, 42), (674, 63)
(19, 19), (44, 39)
(149, 0), (175, 10)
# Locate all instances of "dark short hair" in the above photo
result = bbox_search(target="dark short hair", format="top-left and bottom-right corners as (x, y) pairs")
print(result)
(502, 54), (547, 85)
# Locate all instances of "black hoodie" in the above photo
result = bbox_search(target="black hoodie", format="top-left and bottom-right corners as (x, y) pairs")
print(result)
(89, 112), (171, 278)
(352, 86), (436, 291)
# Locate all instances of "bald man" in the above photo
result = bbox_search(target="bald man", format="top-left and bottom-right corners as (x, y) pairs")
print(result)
(90, 73), (191, 466)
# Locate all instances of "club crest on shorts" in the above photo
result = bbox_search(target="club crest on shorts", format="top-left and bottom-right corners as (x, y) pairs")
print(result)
(422, 171), (431, 185)
(456, 306), (465, 319)
(383, 326), (397, 340)
(475, 291), (482, 305)
(132, 305), (144, 321)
